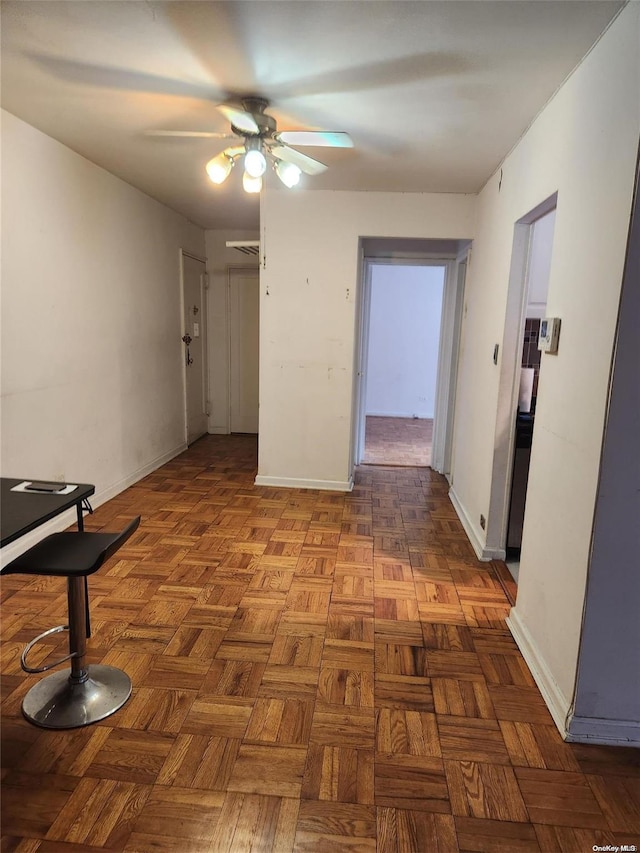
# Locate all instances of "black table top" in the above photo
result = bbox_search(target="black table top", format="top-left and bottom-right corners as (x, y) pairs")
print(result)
(1, 478), (95, 547)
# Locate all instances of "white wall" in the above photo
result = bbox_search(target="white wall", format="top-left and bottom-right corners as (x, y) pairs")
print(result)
(1, 111), (205, 547)
(257, 190), (475, 490)
(204, 230), (260, 433)
(449, 4), (640, 724)
(569, 161), (640, 744)
(365, 265), (444, 419)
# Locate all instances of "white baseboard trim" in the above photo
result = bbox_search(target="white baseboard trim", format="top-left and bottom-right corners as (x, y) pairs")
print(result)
(254, 474), (354, 492)
(448, 486), (500, 561)
(506, 607), (571, 739)
(208, 426), (229, 435)
(565, 714), (640, 747)
(1, 441), (187, 565)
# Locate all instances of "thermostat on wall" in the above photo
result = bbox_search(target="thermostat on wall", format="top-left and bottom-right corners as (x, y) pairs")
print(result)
(538, 317), (561, 354)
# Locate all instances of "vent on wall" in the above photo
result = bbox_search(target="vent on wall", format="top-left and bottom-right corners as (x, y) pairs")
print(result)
(226, 240), (260, 256)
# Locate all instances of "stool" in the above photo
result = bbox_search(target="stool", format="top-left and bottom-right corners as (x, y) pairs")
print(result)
(1, 516), (140, 729)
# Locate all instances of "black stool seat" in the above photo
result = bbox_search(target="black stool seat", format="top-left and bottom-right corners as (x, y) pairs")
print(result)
(2, 518), (140, 578)
(1, 515), (141, 729)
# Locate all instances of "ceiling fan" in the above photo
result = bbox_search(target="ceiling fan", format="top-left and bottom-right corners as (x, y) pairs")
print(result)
(149, 96), (353, 193)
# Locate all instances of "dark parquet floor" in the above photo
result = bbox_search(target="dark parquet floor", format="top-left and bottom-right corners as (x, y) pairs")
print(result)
(1, 434), (638, 851)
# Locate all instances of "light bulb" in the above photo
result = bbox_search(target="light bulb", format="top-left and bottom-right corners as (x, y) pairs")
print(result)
(275, 160), (301, 188)
(244, 148), (266, 178)
(206, 153), (233, 184)
(243, 172), (262, 194)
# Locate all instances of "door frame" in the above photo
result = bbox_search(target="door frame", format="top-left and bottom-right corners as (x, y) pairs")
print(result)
(352, 256), (458, 469)
(179, 249), (209, 446)
(485, 193), (557, 557)
(227, 265), (260, 435)
(433, 252), (468, 475)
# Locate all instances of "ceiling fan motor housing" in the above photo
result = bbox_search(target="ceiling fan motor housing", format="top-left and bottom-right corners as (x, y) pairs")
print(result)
(233, 97), (276, 139)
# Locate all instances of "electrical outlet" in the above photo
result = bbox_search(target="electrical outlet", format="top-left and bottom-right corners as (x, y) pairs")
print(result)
(54, 473), (65, 482)
(480, 514), (486, 530)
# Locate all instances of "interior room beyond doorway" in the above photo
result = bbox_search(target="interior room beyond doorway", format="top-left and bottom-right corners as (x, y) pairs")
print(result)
(362, 263), (445, 467)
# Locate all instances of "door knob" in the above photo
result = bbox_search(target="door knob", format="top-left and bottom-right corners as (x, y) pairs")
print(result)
(182, 334), (193, 366)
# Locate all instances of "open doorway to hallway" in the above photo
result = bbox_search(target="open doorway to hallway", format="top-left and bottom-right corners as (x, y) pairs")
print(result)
(361, 263), (445, 466)
(352, 238), (471, 478)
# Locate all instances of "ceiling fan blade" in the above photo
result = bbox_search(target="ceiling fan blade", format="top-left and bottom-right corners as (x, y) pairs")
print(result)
(271, 145), (328, 176)
(277, 131), (353, 149)
(27, 53), (222, 101)
(145, 130), (233, 138)
(217, 105), (259, 134)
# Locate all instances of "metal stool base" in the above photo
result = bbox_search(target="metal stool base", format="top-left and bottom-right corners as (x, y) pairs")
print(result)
(21, 664), (132, 729)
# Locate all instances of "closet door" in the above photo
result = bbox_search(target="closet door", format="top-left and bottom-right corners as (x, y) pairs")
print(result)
(229, 268), (259, 434)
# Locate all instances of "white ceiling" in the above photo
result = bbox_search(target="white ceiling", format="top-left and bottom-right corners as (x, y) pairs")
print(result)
(1, 1), (625, 230)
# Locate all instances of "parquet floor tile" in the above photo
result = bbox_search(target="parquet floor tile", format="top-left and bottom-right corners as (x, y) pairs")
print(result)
(295, 800), (376, 849)
(207, 792), (300, 853)
(157, 733), (240, 789)
(586, 774), (640, 831)
(378, 809), (457, 853)
(244, 697), (315, 746)
(309, 708), (376, 749)
(2, 434), (638, 851)
(227, 744), (307, 798)
(1, 773), (79, 839)
(375, 755), (451, 813)
(374, 673), (434, 712)
(514, 767), (608, 829)
(433, 677), (496, 719)
(376, 709), (441, 757)
(301, 745), (375, 804)
(83, 728), (174, 785)
(445, 760), (529, 822)
(316, 666), (375, 710)
(454, 816), (540, 852)
(322, 639), (375, 673)
(124, 786), (223, 847)
(45, 777), (150, 848)
(437, 716), (511, 765)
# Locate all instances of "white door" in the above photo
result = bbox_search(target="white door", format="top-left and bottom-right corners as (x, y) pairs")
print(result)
(182, 253), (208, 445)
(229, 268), (259, 434)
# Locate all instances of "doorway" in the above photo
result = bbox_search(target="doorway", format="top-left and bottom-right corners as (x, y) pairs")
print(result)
(181, 251), (209, 446)
(505, 207), (556, 581)
(361, 262), (444, 466)
(487, 198), (557, 582)
(355, 259), (456, 467)
(229, 267), (260, 434)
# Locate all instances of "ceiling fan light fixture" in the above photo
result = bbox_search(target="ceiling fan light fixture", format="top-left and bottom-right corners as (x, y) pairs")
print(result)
(206, 152), (234, 185)
(244, 148), (266, 178)
(242, 171), (262, 194)
(275, 159), (301, 188)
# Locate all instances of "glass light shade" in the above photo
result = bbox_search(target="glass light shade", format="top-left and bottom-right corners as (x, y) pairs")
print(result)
(275, 160), (301, 188)
(242, 172), (262, 194)
(205, 153), (233, 184)
(244, 148), (267, 178)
